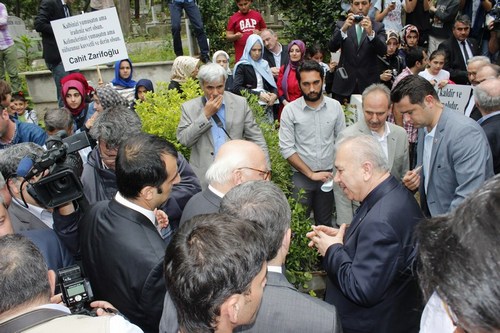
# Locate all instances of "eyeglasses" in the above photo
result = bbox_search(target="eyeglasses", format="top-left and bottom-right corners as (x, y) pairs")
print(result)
(238, 167), (272, 180)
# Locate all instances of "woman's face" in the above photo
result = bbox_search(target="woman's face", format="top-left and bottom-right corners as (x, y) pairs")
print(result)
(250, 42), (262, 61)
(216, 54), (229, 70)
(65, 88), (82, 110)
(119, 61), (131, 79)
(406, 32), (418, 47)
(429, 55), (445, 75)
(386, 39), (399, 56)
(311, 52), (323, 63)
(289, 45), (302, 62)
(93, 94), (103, 112)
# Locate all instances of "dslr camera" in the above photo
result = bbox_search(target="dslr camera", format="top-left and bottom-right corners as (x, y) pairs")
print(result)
(58, 265), (95, 316)
(18, 131), (90, 208)
(353, 15), (364, 23)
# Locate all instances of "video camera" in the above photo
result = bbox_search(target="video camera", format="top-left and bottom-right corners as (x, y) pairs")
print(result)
(16, 131), (90, 208)
(58, 265), (95, 316)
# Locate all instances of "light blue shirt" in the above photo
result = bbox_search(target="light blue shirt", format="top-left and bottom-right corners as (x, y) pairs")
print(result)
(210, 101), (227, 157)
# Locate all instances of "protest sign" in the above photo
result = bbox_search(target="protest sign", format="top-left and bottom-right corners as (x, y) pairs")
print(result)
(437, 84), (473, 114)
(51, 7), (128, 71)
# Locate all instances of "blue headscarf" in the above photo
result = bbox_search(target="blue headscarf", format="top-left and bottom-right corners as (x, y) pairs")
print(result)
(111, 59), (137, 88)
(233, 35), (276, 89)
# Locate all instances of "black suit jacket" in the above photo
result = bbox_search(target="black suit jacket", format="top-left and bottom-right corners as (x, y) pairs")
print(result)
(329, 20), (387, 96)
(179, 187), (221, 225)
(480, 113), (500, 174)
(80, 199), (166, 333)
(232, 64), (278, 97)
(263, 44), (289, 70)
(438, 37), (479, 85)
(34, 0), (67, 65)
(324, 176), (423, 333)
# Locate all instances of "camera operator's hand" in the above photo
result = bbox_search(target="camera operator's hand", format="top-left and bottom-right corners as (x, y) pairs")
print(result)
(50, 293), (64, 305)
(90, 300), (120, 317)
(380, 69), (392, 82)
(342, 13), (355, 33)
(360, 16), (373, 36)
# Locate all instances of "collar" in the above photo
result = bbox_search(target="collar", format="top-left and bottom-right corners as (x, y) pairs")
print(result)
(371, 121), (391, 139)
(270, 43), (283, 56)
(35, 303), (71, 314)
(301, 96), (326, 112)
(477, 110), (500, 125)
(208, 185), (224, 198)
(267, 265), (282, 274)
(115, 192), (156, 226)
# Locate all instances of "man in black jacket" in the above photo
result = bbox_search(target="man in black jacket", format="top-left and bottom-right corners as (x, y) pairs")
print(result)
(80, 133), (180, 333)
(34, 0), (73, 107)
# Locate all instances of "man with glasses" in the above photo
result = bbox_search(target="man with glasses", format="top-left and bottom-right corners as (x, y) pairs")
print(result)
(279, 60), (345, 226)
(177, 63), (269, 189)
(180, 139), (269, 225)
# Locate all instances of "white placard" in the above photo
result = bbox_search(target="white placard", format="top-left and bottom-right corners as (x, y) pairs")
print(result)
(437, 84), (473, 114)
(51, 8), (128, 71)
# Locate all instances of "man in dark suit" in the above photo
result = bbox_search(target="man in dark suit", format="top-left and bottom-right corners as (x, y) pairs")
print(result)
(80, 133), (180, 333)
(328, 0), (387, 103)
(261, 29), (289, 80)
(308, 135), (423, 333)
(438, 15), (479, 85)
(34, 0), (73, 107)
(475, 78), (500, 174)
(179, 139), (269, 225)
(161, 180), (342, 333)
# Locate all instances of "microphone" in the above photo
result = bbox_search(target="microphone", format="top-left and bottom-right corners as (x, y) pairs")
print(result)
(17, 157), (35, 178)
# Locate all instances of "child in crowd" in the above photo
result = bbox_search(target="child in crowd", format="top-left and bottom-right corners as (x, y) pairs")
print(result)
(9, 92), (38, 125)
(226, 0), (267, 62)
(307, 44), (330, 76)
(418, 49), (450, 89)
(131, 79), (154, 110)
(399, 24), (420, 67)
(110, 58), (136, 102)
(61, 73), (95, 132)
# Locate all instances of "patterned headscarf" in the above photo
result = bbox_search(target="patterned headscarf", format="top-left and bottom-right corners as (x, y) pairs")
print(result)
(170, 56), (200, 84)
(281, 40), (306, 100)
(95, 86), (129, 112)
(111, 59), (136, 88)
(233, 34), (276, 89)
(400, 25), (419, 48)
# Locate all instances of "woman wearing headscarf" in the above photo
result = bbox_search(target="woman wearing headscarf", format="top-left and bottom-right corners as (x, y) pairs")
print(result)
(110, 58), (137, 102)
(61, 72), (95, 132)
(212, 50), (233, 91)
(398, 25), (420, 68)
(93, 86), (129, 113)
(232, 34), (278, 116)
(277, 40), (306, 117)
(130, 79), (155, 110)
(168, 56), (201, 93)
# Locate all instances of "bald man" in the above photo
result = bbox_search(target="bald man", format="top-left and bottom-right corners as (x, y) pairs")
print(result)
(475, 78), (500, 174)
(179, 139), (270, 224)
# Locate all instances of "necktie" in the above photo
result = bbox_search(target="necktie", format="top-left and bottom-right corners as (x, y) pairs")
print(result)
(356, 24), (362, 44)
(461, 41), (469, 62)
(63, 4), (70, 17)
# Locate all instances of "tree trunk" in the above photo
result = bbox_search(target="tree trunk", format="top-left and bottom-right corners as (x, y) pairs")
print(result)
(116, 0), (130, 37)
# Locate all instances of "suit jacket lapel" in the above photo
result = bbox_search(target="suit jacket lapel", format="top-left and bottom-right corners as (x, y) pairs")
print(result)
(428, 109), (448, 174)
(387, 135), (396, 171)
(223, 92), (234, 138)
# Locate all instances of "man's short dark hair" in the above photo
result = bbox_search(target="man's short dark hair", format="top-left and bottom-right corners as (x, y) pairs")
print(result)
(115, 133), (177, 199)
(44, 108), (73, 134)
(296, 60), (325, 84)
(416, 174), (500, 332)
(391, 75), (439, 105)
(220, 180), (290, 261)
(405, 46), (425, 68)
(455, 14), (471, 27)
(0, 80), (11, 103)
(164, 213), (267, 332)
(0, 234), (51, 314)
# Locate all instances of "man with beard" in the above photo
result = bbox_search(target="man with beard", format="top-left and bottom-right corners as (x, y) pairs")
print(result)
(279, 60), (345, 226)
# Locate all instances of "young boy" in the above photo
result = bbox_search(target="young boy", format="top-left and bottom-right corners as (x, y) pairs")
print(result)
(226, 0), (267, 62)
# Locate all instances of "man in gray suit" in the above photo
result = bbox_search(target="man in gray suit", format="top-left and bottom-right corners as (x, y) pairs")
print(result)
(334, 84), (409, 225)
(160, 180), (342, 333)
(179, 139), (270, 225)
(393, 75), (493, 217)
(177, 63), (269, 188)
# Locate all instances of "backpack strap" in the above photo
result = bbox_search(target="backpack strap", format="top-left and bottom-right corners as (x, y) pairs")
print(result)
(0, 308), (69, 333)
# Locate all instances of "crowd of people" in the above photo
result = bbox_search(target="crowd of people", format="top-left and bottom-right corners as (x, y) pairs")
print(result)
(0, 0), (500, 332)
